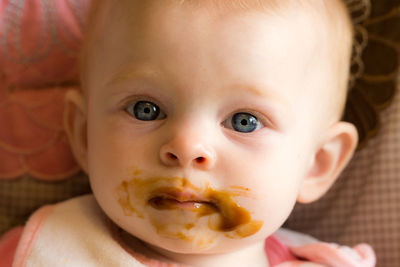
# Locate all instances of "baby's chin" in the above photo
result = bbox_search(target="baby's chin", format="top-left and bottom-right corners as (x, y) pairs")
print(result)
(119, 208), (264, 254)
(119, 218), (266, 256)
(143, 232), (222, 254)
(118, 219), (219, 253)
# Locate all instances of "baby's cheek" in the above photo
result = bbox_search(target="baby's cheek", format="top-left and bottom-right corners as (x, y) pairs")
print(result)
(250, 184), (300, 232)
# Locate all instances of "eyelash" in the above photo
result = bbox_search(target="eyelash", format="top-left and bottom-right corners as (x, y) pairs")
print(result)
(222, 110), (273, 132)
(125, 99), (166, 121)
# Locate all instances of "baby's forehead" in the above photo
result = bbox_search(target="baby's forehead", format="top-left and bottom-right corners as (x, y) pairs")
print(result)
(85, 0), (352, 116)
(96, 0), (342, 55)
(107, 0), (336, 13)
(95, 0), (350, 61)
(94, 0), (332, 72)
(91, 0), (347, 75)
(103, 0), (338, 25)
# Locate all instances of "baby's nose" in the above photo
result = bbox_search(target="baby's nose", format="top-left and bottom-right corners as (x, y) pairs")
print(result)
(159, 137), (216, 170)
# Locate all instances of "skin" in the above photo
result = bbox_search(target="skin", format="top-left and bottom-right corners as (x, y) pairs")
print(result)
(64, 1), (358, 266)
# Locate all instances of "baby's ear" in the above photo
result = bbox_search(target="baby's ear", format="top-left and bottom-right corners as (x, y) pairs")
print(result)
(64, 90), (89, 173)
(297, 122), (358, 203)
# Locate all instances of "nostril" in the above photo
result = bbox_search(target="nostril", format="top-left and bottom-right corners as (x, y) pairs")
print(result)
(195, 157), (206, 164)
(166, 152), (178, 160)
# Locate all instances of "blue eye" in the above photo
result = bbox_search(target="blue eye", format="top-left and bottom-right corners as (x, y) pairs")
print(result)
(231, 112), (261, 133)
(127, 101), (165, 121)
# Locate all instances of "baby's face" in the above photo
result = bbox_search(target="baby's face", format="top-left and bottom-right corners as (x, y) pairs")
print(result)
(85, 2), (335, 254)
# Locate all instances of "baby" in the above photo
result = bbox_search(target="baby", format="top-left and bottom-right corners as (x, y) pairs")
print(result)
(10, 0), (376, 266)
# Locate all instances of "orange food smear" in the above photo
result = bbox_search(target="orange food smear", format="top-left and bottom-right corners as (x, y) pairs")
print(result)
(115, 176), (263, 241)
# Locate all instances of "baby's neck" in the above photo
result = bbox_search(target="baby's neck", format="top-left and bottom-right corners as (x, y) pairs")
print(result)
(147, 240), (269, 267)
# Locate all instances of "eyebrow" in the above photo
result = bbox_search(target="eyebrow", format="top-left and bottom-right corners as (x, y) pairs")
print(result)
(238, 84), (296, 126)
(232, 84), (291, 109)
(109, 65), (288, 104)
(106, 65), (161, 87)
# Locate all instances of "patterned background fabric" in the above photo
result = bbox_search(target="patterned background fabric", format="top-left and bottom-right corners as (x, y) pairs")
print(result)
(286, 75), (400, 267)
(343, 0), (398, 148)
(0, 0), (91, 236)
(286, 1), (400, 266)
(0, 1), (399, 266)
(0, 0), (88, 180)
(0, 86), (80, 179)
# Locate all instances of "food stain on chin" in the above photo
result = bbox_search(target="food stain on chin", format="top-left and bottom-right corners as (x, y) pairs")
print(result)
(115, 176), (263, 241)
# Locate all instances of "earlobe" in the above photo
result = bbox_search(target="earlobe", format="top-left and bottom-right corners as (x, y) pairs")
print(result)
(297, 122), (358, 204)
(64, 89), (89, 173)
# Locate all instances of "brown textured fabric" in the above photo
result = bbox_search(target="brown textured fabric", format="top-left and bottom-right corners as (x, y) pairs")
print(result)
(0, 172), (91, 235)
(286, 79), (400, 267)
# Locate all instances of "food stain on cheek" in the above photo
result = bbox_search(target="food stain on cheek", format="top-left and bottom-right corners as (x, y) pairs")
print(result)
(207, 190), (264, 239)
(115, 176), (263, 242)
(115, 180), (144, 218)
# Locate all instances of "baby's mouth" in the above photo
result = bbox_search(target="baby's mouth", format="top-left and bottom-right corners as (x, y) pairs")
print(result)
(116, 177), (263, 238)
(147, 187), (252, 232)
(148, 193), (218, 214)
